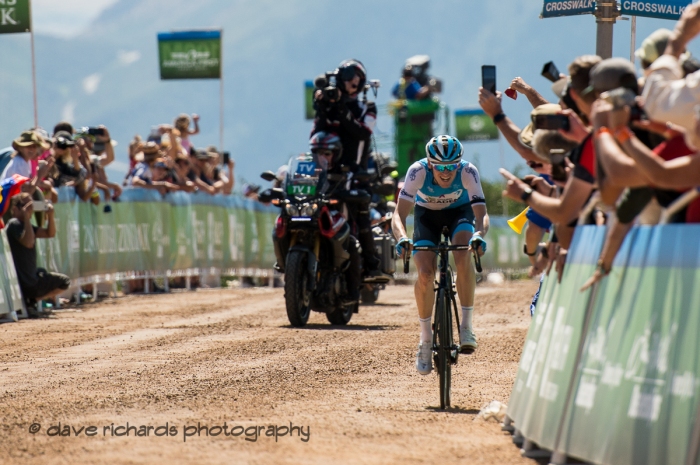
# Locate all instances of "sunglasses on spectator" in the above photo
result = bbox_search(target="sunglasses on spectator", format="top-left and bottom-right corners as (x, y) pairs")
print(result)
(432, 163), (460, 172)
(527, 161), (544, 169)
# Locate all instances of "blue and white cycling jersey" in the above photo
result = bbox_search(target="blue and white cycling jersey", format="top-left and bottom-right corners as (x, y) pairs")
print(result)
(398, 159), (486, 210)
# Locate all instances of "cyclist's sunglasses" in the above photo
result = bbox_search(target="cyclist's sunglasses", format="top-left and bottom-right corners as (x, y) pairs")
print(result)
(433, 162), (460, 173)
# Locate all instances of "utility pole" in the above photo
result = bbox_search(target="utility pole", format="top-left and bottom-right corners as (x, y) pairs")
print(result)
(595, 1), (620, 59)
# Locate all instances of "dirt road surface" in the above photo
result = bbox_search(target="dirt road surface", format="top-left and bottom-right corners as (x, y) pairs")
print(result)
(0, 280), (539, 464)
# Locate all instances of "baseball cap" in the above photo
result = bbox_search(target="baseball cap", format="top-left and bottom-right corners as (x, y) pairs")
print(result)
(54, 130), (75, 147)
(581, 58), (638, 97)
(195, 149), (211, 160)
(551, 77), (569, 99)
(518, 103), (563, 149)
(635, 29), (673, 66)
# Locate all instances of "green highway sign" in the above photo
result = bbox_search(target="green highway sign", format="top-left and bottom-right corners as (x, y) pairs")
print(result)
(157, 30), (222, 80)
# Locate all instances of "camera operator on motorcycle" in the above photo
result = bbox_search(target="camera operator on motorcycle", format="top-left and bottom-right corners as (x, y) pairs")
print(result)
(312, 59), (390, 284)
(392, 135), (489, 375)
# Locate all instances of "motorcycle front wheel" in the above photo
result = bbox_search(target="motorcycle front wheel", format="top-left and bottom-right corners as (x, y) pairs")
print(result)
(284, 250), (312, 327)
(326, 302), (354, 325)
(360, 284), (379, 304)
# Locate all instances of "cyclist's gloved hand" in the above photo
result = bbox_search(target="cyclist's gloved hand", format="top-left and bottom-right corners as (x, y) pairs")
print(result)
(469, 234), (487, 254)
(396, 237), (413, 258)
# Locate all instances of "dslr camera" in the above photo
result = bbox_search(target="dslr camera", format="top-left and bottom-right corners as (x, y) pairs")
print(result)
(75, 126), (106, 140)
(600, 88), (645, 122)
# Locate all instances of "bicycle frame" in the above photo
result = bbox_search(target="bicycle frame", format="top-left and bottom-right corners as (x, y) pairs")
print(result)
(404, 227), (471, 408)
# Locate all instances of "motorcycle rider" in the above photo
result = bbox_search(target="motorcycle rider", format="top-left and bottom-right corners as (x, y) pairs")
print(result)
(271, 132), (362, 305)
(312, 59), (390, 283)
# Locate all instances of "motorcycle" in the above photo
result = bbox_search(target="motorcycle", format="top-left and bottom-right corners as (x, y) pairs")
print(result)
(261, 153), (365, 327)
(359, 152), (398, 304)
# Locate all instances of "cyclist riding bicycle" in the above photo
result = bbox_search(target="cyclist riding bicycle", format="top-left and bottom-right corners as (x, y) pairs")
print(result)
(392, 135), (489, 375)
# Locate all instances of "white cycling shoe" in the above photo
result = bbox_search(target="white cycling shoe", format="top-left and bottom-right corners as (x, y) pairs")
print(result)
(459, 328), (478, 353)
(416, 342), (433, 375)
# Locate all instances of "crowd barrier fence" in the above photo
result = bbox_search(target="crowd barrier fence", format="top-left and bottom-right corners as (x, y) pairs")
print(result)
(507, 224), (700, 465)
(0, 187), (530, 321)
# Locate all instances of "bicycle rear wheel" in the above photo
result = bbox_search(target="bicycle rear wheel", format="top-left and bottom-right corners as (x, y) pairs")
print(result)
(435, 289), (452, 409)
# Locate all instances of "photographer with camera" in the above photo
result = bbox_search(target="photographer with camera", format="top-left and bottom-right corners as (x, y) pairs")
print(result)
(312, 59), (389, 282)
(6, 193), (70, 317)
(392, 65), (431, 101)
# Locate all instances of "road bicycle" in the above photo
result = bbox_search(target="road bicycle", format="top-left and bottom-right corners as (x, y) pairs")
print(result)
(402, 227), (482, 409)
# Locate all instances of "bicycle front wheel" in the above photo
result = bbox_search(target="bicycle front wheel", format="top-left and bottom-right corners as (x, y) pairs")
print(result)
(435, 289), (452, 409)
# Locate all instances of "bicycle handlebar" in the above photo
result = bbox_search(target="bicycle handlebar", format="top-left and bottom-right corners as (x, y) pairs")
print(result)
(401, 244), (483, 273)
(473, 249), (483, 273)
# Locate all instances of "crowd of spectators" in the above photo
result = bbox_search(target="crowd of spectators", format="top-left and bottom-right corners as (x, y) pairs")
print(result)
(0, 112), (239, 317)
(478, 4), (700, 290)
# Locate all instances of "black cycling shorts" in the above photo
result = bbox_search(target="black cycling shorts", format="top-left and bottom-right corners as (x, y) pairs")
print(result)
(413, 204), (475, 248)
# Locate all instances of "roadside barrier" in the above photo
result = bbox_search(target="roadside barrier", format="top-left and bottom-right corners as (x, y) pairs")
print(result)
(0, 187), (530, 321)
(1, 187), (279, 321)
(507, 224), (700, 465)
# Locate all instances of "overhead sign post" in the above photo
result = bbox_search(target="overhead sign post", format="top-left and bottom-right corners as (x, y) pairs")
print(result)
(541, 0), (690, 63)
(0, 0), (37, 128)
(157, 30), (224, 150)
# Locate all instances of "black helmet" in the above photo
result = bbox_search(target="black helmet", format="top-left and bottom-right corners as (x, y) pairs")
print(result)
(337, 59), (366, 94)
(309, 131), (343, 165)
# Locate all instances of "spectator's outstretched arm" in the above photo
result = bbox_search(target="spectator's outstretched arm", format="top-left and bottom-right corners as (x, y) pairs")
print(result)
(622, 132), (700, 189)
(191, 114), (200, 136)
(580, 215), (633, 291)
(223, 159), (235, 195)
(195, 178), (217, 195)
(16, 201), (36, 248)
(500, 167), (593, 225)
(23, 156), (55, 196)
(478, 88), (541, 163)
(509, 77), (549, 109)
(615, 103), (700, 189)
(667, 3), (700, 57)
(35, 203), (56, 239)
(643, 5), (700, 142)
(590, 101), (648, 190)
(100, 126), (115, 166)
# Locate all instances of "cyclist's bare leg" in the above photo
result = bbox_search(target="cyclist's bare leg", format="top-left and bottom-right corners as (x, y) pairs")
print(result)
(452, 230), (475, 308)
(414, 251), (437, 320)
(413, 250), (437, 373)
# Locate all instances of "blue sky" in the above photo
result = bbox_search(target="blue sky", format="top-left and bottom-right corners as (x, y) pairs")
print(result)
(19, 1), (700, 183)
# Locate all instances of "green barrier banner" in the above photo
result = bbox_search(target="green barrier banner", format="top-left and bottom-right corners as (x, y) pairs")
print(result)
(508, 226), (602, 450)
(455, 109), (498, 142)
(35, 188), (277, 279)
(508, 225), (700, 465)
(0, 230), (23, 318)
(560, 226), (700, 465)
(0, 0), (30, 34)
(157, 30), (221, 80)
